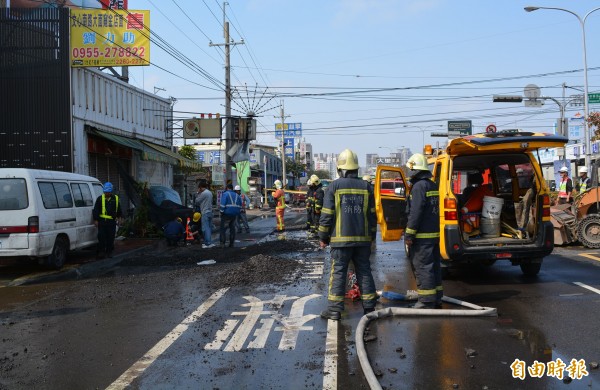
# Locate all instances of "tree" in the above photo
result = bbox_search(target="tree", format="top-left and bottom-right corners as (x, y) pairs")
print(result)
(588, 111), (600, 141)
(285, 157), (307, 188)
(307, 169), (331, 180)
(178, 145), (199, 177)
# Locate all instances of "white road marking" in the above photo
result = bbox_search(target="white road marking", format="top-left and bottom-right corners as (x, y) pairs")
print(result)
(322, 318), (338, 390)
(106, 288), (229, 390)
(574, 282), (600, 295)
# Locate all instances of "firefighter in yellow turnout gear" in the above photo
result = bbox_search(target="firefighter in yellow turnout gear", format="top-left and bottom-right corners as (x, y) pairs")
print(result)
(319, 149), (378, 320)
(272, 180), (286, 232)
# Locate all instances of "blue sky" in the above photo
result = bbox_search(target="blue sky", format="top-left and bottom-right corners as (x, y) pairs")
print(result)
(126, 0), (600, 164)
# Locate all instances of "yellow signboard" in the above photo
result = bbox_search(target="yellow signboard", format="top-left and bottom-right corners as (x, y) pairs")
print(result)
(70, 9), (150, 67)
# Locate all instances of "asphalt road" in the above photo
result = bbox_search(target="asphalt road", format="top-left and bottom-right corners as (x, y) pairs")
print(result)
(1, 210), (599, 389)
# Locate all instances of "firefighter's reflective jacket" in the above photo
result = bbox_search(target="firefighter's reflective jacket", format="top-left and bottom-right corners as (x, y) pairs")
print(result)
(405, 171), (440, 240)
(313, 183), (324, 215)
(318, 176), (376, 247)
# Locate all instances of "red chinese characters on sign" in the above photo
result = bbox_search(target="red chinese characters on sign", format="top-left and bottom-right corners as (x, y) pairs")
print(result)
(100, 0), (128, 9)
(126, 13), (145, 29)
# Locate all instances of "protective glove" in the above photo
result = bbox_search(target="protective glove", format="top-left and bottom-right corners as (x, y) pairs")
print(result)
(404, 233), (415, 248)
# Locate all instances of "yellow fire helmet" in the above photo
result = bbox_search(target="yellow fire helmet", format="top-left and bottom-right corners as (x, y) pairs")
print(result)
(310, 174), (320, 185)
(337, 149), (359, 170)
(406, 153), (429, 171)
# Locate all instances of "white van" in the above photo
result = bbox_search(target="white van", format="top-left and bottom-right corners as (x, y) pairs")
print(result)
(0, 168), (103, 268)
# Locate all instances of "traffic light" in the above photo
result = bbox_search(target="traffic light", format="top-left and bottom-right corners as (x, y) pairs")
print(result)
(493, 95), (523, 103)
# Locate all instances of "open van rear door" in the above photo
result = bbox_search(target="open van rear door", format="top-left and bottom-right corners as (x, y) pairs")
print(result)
(375, 165), (408, 241)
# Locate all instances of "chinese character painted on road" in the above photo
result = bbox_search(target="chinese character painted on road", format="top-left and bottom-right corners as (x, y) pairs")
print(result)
(204, 294), (320, 352)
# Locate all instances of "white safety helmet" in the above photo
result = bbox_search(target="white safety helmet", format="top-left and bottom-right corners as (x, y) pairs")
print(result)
(579, 166), (588, 174)
(336, 149), (359, 170)
(559, 166), (569, 173)
(274, 180), (282, 189)
(310, 174), (321, 185)
(362, 175), (371, 181)
(234, 185), (241, 191)
(406, 153), (429, 171)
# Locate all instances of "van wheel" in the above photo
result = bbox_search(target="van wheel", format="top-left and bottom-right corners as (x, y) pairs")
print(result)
(48, 237), (69, 269)
(520, 260), (541, 276)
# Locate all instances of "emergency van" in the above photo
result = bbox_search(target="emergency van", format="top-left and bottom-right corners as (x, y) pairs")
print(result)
(375, 131), (568, 276)
(0, 168), (103, 268)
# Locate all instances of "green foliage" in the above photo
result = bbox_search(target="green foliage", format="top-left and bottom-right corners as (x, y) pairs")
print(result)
(307, 169), (331, 179)
(285, 157), (307, 183)
(588, 111), (600, 141)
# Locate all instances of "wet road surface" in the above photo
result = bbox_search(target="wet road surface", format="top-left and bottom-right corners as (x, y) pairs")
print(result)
(1, 208), (599, 389)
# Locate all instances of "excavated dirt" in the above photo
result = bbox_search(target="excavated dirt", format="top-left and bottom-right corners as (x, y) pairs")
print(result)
(117, 238), (316, 288)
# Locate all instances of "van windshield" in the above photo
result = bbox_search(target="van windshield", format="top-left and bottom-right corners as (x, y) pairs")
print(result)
(0, 178), (28, 210)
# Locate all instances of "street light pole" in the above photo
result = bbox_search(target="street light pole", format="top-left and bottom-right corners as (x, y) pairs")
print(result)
(525, 5), (600, 170)
(403, 124), (444, 150)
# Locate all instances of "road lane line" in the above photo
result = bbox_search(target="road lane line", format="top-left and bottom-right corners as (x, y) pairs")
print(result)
(322, 319), (338, 390)
(106, 288), (229, 390)
(578, 253), (600, 262)
(574, 282), (600, 295)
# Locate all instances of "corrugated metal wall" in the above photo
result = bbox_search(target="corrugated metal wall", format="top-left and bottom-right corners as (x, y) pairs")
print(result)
(0, 8), (72, 170)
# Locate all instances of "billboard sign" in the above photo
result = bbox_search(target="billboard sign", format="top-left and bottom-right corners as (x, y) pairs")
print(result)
(275, 123), (302, 138)
(568, 113), (584, 143)
(70, 9), (150, 67)
(183, 118), (221, 139)
(7, 0), (127, 9)
(447, 120), (472, 139)
(284, 137), (295, 158)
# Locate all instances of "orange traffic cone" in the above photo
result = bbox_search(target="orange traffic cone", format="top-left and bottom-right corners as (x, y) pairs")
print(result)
(185, 218), (195, 243)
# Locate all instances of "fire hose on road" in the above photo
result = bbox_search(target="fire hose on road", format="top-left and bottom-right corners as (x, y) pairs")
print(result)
(355, 295), (498, 390)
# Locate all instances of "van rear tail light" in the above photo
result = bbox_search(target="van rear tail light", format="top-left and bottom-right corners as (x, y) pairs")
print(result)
(445, 211), (458, 220)
(28, 216), (39, 233)
(542, 194), (550, 206)
(444, 198), (457, 209)
(541, 194), (551, 217)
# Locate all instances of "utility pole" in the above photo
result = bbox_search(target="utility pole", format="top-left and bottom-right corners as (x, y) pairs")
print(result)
(276, 100), (290, 187)
(209, 2), (244, 186)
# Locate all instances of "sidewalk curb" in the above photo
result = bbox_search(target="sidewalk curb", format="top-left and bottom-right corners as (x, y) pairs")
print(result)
(8, 246), (151, 287)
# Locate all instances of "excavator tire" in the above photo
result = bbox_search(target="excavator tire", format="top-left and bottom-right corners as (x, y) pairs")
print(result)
(577, 214), (600, 248)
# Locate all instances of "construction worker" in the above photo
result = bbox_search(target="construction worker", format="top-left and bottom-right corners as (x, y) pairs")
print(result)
(272, 180), (286, 233)
(404, 153), (442, 309)
(219, 183), (242, 248)
(577, 166), (591, 193)
(310, 174), (324, 236)
(189, 212), (202, 243)
(92, 182), (122, 259)
(319, 149), (378, 320)
(556, 166), (573, 205)
(234, 185), (250, 233)
(305, 178), (314, 231)
(163, 216), (185, 247)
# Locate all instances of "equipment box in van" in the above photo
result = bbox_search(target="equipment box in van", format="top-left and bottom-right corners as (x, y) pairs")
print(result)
(0, 168), (104, 268)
